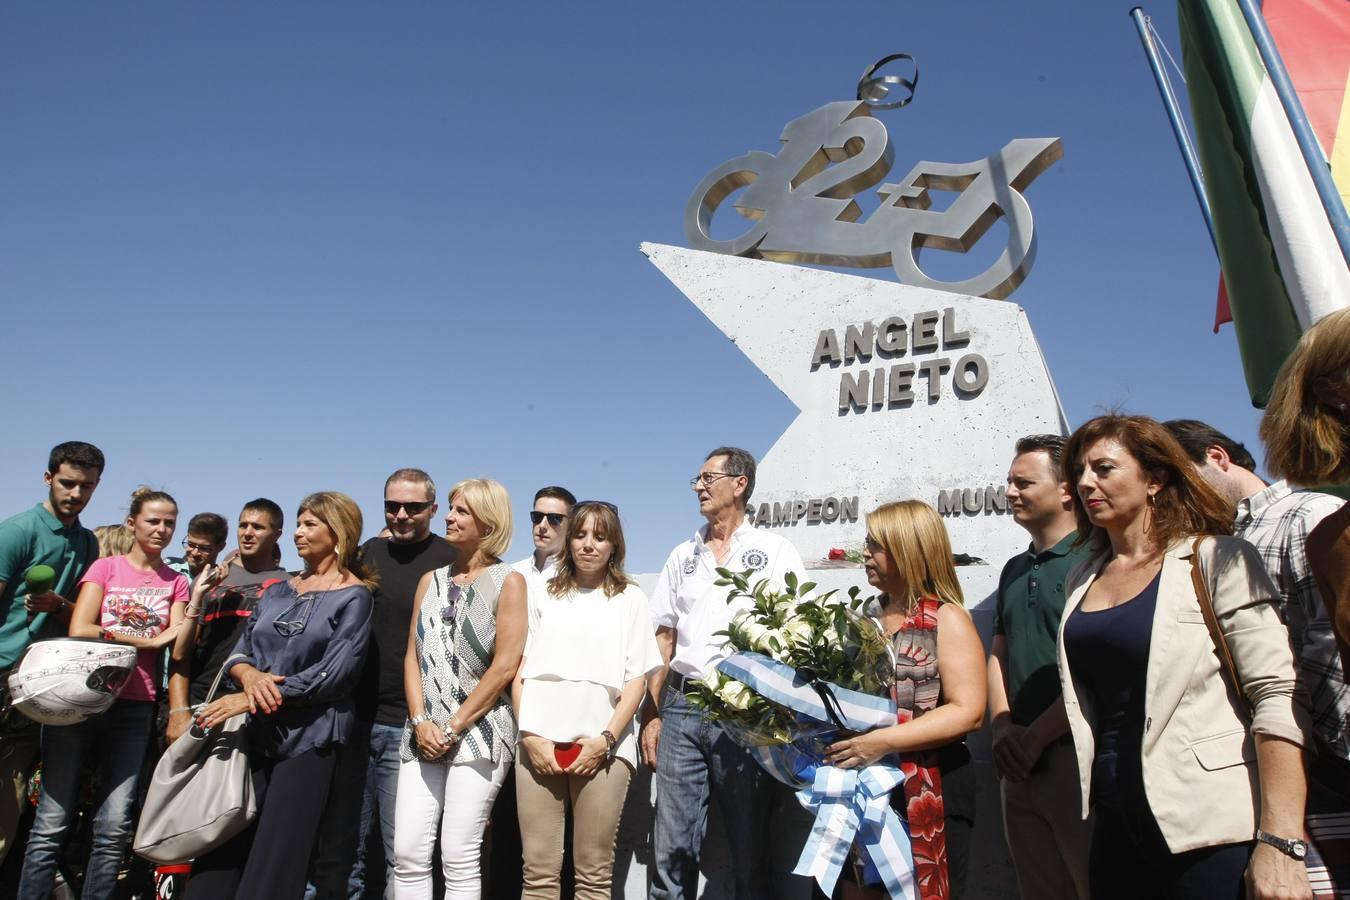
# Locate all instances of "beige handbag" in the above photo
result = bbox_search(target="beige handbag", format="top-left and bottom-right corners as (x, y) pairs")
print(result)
(133, 654), (257, 864)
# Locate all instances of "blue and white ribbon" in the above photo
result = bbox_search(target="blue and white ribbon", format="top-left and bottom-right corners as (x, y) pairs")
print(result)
(717, 652), (897, 732)
(794, 762), (916, 900)
(715, 652), (916, 900)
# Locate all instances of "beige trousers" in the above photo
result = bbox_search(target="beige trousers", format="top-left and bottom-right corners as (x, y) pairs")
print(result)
(1000, 739), (1094, 900)
(0, 725), (39, 865)
(514, 752), (633, 900)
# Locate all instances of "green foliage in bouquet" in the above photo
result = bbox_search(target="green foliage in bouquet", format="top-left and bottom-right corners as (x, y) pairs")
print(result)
(684, 569), (894, 747)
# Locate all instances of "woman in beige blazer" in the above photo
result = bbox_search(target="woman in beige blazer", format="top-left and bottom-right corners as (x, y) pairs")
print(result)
(1056, 415), (1310, 900)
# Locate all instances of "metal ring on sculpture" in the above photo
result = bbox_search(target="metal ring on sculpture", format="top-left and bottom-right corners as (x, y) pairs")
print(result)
(856, 54), (918, 110)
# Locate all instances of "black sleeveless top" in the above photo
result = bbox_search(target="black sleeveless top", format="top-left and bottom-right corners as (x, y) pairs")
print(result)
(1063, 572), (1161, 809)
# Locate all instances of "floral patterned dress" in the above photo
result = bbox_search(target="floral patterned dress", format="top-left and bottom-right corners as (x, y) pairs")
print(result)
(885, 596), (975, 900)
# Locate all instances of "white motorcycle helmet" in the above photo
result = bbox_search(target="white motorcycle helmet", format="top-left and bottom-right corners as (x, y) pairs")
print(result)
(6, 638), (138, 726)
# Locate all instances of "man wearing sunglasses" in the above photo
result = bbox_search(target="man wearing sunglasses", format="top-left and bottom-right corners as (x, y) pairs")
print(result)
(646, 447), (813, 900)
(310, 468), (456, 900)
(489, 485), (576, 896)
(511, 486), (576, 595)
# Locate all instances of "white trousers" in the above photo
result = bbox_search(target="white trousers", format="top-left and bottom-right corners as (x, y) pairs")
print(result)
(392, 754), (511, 900)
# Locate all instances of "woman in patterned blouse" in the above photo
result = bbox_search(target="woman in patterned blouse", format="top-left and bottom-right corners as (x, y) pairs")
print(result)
(393, 478), (527, 900)
(823, 499), (987, 900)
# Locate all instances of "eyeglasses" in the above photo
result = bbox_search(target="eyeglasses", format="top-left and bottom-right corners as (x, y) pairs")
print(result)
(689, 472), (739, 488)
(529, 511), (567, 527)
(573, 500), (619, 514)
(385, 500), (433, 517)
(441, 582), (470, 626)
(182, 538), (218, 554)
(274, 593), (317, 637)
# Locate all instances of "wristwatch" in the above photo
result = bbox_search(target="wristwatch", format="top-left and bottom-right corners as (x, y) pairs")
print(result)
(408, 713), (430, 727)
(601, 729), (617, 760)
(1255, 830), (1308, 861)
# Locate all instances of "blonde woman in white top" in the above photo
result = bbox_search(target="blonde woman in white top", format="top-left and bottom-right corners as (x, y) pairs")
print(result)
(511, 501), (662, 900)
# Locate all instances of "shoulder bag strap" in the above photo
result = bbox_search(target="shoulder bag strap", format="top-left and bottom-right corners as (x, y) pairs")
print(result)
(1189, 536), (1251, 718)
(204, 652), (251, 706)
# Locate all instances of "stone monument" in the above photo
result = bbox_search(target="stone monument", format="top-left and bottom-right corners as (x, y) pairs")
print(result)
(621, 62), (1066, 899)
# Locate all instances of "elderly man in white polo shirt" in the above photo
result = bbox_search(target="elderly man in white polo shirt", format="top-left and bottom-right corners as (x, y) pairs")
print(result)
(643, 446), (812, 900)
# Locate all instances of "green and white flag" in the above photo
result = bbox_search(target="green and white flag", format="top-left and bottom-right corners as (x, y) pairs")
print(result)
(1179, 0), (1350, 407)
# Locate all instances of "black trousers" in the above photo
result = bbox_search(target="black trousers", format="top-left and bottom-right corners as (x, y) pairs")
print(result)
(1089, 769), (1252, 900)
(188, 746), (337, 900)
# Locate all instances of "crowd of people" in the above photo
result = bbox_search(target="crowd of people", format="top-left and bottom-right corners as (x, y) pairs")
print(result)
(0, 306), (1346, 900)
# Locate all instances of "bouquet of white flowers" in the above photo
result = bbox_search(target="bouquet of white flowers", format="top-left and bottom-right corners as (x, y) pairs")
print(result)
(685, 568), (895, 777)
(685, 568), (916, 900)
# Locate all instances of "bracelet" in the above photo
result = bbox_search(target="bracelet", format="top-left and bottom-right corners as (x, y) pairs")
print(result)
(169, 707), (193, 715)
(601, 729), (617, 760)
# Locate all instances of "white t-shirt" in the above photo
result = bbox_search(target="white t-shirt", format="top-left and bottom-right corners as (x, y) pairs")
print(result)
(517, 582), (662, 767)
(649, 519), (806, 679)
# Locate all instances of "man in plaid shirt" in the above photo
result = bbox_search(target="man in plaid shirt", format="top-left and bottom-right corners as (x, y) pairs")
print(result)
(1167, 420), (1347, 896)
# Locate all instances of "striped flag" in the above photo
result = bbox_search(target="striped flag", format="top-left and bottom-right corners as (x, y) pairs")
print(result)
(1179, 0), (1350, 406)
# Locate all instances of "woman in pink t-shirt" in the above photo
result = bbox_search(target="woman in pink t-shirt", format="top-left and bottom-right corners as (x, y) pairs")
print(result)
(18, 487), (192, 900)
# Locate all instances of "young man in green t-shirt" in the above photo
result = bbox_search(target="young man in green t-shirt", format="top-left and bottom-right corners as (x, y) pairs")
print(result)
(0, 440), (103, 865)
(987, 434), (1094, 900)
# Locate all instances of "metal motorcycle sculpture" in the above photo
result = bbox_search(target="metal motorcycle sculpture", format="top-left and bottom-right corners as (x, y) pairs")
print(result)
(684, 99), (1062, 300)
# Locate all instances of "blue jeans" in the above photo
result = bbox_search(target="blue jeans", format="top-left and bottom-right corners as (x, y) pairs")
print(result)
(18, 699), (154, 900)
(309, 720), (402, 900)
(650, 683), (784, 900)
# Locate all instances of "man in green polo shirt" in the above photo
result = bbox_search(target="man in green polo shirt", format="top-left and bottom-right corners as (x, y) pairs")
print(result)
(0, 440), (103, 865)
(986, 434), (1094, 900)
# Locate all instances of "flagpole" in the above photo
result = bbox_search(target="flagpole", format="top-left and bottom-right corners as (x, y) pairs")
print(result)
(1129, 7), (1218, 253)
(1234, 0), (1350, 265)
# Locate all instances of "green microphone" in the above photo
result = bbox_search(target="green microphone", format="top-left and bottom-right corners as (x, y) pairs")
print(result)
(25, 565), (55, 596)
(23, 564), (57, 621)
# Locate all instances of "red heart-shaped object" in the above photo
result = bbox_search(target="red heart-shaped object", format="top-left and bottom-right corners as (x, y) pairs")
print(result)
(554, 742), (581, 769)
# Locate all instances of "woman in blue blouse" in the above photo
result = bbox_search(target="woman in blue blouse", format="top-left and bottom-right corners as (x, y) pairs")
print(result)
(190, 491), (375, 900)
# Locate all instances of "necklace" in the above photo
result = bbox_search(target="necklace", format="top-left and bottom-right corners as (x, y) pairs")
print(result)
(451, 569), (481, 590)
(451, 557), (489, 586)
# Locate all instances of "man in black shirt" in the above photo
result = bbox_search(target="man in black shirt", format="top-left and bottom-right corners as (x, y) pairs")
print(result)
(167, 499), (288, 742)
(312, 468), (455, 900)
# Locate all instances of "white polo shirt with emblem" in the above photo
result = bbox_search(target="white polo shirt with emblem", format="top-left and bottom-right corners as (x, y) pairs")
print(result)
(650, 518), (806, 680)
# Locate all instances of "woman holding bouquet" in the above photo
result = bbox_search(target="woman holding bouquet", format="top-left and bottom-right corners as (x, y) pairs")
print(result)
(823, 499), (986, 900)
(511, 500), (662, 900)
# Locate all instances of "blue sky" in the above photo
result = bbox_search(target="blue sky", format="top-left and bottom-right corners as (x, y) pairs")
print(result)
(0, 2), (1262, 570)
